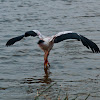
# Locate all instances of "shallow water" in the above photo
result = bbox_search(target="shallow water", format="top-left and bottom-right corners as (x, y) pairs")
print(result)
(0, 0), (100, 100)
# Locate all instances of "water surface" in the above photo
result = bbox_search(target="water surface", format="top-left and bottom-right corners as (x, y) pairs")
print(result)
(0, 0), (100, 100)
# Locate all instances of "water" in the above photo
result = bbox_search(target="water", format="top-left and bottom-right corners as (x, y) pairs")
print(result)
(0, 0), (100, 100)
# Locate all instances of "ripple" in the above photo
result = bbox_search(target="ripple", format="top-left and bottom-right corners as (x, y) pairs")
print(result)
(1, 0), (100, 100)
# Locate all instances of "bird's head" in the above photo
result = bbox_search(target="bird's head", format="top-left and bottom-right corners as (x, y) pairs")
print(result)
(37, 40), (44, 45)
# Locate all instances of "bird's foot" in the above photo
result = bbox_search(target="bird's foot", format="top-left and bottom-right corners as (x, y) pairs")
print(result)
(46, 60), (50, 67)
(44, 62), (50, 75)
(44, 60), (50, 69)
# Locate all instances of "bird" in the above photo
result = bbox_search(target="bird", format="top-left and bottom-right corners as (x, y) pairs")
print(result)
(6, 30), (100, 69)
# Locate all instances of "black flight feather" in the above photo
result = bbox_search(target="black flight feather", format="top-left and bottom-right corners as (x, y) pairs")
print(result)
(6, 31), (38, 46)
(54, 33), (100, 53)
(25, 31), (37, 37)
(6, 35), (25, 46)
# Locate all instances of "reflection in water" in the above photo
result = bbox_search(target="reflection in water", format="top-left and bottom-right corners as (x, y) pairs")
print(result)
(22, 68), (53, 84)
(43, 67), (52, 84)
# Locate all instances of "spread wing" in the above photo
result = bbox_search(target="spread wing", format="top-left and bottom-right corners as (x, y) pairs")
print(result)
(54, 31), (100, 53)
(6, 30), (44, 46)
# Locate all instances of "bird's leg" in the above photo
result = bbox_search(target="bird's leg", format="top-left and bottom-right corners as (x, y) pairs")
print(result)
(44, 59), (48, 68)
(44, 37), (56, 68)
(44, 51), (50, 69)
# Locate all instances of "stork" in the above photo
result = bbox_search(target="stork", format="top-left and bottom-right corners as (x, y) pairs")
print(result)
(6, 30), (100, 69)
